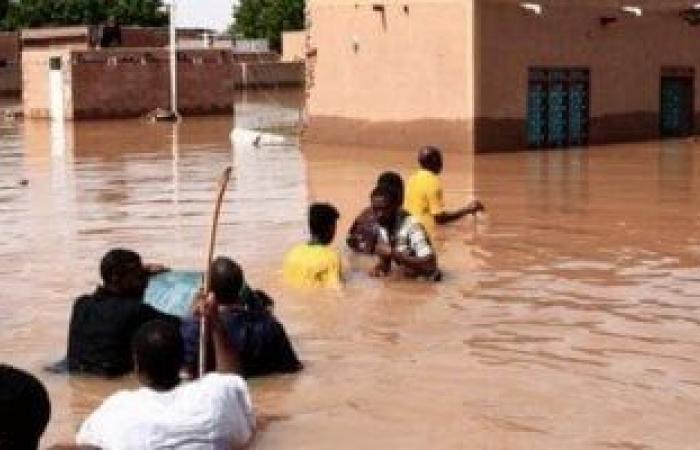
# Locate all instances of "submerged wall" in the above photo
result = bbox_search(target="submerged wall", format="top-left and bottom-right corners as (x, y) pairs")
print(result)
(475, 1), (700, 151)
(304, 0), (475, 152)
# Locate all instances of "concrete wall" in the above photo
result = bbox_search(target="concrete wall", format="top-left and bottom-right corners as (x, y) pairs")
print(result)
(304, 0), (474, 151)
(475, 0), (700, 150)
(22, 49), (72, 118)
(282, 31), (306, 61)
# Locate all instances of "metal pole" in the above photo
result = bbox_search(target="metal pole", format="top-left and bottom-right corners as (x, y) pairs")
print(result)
(169, 1), (178, 116)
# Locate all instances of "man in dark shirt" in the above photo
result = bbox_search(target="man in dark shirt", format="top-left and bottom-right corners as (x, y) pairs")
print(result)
(67, 248), (178, 377)
(181, 257), (302, 378)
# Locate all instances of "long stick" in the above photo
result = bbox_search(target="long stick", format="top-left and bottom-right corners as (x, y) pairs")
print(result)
(199, 166), (233, 377)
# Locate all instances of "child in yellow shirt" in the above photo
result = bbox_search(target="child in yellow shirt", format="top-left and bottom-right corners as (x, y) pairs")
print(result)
(283, 203), (342, 289)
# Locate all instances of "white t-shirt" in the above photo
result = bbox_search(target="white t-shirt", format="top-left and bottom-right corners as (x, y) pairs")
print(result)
(76, 373), (255, 450)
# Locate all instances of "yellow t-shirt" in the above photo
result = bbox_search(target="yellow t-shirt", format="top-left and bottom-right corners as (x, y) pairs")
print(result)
(404, 169), (445, 235)
(283, 243), (342, 289)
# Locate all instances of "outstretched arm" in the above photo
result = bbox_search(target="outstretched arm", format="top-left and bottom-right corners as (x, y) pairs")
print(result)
(435, 200), (485, 225)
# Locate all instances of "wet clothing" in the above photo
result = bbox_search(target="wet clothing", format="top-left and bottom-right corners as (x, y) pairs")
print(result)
(181, 290), (302, 378)
(0, 365), (51, 450)
(77, 373), (255, 450)
(404, 169), (445, 236)
(381, 210), (441, 280)
(283, 243), (342, 289)
(347, 207), (380, 254)
(67, 287), (179, 377)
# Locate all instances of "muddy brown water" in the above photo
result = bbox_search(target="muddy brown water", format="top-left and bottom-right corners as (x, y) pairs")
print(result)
(1, 90), (700, 449)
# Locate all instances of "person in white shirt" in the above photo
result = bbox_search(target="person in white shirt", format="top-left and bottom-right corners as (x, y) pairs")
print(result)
(76, 293), (256, 450)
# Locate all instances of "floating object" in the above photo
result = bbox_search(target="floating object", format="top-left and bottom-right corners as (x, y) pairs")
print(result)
(146, 108), (179, 123)
(520, 2), (542, 15)
(18, 179), (29, 186)
(231, 127), (297, 147)
(144, 271), (202, 318)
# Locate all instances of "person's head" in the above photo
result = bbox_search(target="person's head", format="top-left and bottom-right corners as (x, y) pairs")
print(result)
(132, 320), (183, 391)
(376, 171), (405, 205)
(309, 203), (340, 245)
(100, 248), (149, 297)
(418, 146), (443, 174)
(210, 256), (244, 306)
(0, 365), (51, 450)
(371, 184), (401, 228)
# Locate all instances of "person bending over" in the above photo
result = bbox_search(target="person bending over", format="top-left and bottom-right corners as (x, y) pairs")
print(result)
(347, 171), (404, 254)
(405, 146), (484, 235)
(371, 185), (441, 281)
(0, 365), (51, 450)
(67, 248), (178, 377)
(182, 256), (303, 378)
(76, 305), (255, 450)
(283, 203), (342, 289)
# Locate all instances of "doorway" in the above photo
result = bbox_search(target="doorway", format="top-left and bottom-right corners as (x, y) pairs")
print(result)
(527, 68), (590, 149)
(660, 67), (694, 138)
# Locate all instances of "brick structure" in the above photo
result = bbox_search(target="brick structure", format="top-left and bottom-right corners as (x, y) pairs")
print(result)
(0, 32), (21, 96)
(22, 47), (304, 119)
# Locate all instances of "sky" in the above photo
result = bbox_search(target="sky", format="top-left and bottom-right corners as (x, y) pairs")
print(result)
(175, 0), (235, 31)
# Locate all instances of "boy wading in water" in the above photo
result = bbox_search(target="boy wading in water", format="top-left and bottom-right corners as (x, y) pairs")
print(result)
(283, 203), (343, 289)
(370, 184), (441, 281)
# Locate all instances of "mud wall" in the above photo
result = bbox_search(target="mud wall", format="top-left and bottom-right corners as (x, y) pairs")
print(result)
(0, 32), (21, 96)
(475, 1), (700, 151)
(305, 0), (474, 152)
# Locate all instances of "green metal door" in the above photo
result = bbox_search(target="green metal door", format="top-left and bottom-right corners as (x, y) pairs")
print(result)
(660, 76), (694, 138)
(527, 68), (590, 149)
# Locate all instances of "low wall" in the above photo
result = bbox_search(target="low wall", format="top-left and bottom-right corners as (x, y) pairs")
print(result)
(238, 61), (304, 88)
(22, 48), (304, 119)
(0, 32), (21, 95)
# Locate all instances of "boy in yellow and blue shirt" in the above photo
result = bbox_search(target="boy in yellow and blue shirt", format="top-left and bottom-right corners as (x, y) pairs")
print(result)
(405, 146), (484, 236)
(283, 203), (342, 289)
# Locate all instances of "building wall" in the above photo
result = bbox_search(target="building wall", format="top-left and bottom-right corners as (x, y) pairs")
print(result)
(0, 32), (20, 95)
(475, 1), (700, 150)
(305, 0), (474, 151)
(22, 49), (73, 118)
(22, 47), (304, 120)
(120, 27), (169, 48)
(282, 31), (306, 61)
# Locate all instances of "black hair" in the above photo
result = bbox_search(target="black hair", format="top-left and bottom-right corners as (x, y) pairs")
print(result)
(371, 184), (401, 206)
(419, 145), (443, 170)
(132, 320), (183, 391)
(0, 365), (51, 450)
(376, 171), (404, 204)
(100, 248), (143, 286)
(309, 203), (340, 244)
(210, 257), (244, 305)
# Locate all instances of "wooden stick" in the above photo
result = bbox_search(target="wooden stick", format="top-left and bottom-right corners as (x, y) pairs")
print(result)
(199, 166), (233, 377)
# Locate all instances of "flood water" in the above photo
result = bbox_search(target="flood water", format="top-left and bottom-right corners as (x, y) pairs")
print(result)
(1, 90), (700, 449)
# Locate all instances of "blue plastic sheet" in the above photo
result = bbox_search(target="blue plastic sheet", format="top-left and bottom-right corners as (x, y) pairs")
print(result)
(144, 271), (202, 318)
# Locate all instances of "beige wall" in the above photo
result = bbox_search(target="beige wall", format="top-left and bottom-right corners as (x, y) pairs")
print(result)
(475, 1), (700, 150)
(305, 0), (474, 151)
(282, 31), (306, 61)
(22, 49), (72, 118)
